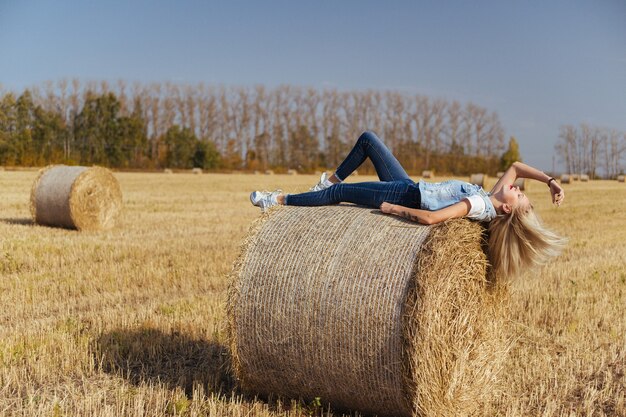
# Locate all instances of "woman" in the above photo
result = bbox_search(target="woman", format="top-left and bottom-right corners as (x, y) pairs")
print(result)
(250, 131), (566, 277)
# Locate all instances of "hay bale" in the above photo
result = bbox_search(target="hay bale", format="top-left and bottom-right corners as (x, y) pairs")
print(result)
(265, 169), (275, 175)
(192, 167), (203, 175)
(30, 165), (122, 231)
(560, 174), (571, 184)
(580, 174), (589, 182)
(163, 168), (173, 174)
(469, 173), (487, 187)
(618, 175), (625, 183)
(227, 206), (505, 416)
(421, 170), (434, 179)
(287, 169), (298, 175)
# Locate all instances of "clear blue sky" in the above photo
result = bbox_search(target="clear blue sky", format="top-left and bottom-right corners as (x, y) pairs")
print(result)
(1, 0), (625, 171)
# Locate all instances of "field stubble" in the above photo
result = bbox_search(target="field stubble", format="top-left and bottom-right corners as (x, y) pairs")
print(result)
(0, 171), (624, 416)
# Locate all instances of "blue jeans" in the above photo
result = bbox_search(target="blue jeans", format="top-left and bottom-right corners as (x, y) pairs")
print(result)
(285, 131), (421, 209)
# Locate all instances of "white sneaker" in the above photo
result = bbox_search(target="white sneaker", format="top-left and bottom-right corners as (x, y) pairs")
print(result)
(250, 190), (282, 211)
(310, 172), (331, 192)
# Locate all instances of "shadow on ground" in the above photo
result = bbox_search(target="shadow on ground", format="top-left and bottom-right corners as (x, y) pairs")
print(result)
(94, 327), (235, 396)
(1, 217), (34, 226)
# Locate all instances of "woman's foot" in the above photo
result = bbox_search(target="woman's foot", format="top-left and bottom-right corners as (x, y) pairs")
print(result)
(309, 172), (338, 192)
(250, 190), (282, 211)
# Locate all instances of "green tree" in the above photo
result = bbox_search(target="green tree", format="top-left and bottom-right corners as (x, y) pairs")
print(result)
(193, 139), (221, 169)
(0, 93), (17, 164)
(117, 102), (148, 168)
(163, 125), (197, 168)
(500, 136), (522, 171)
(32, 105), (67, 164)
(14, 90), (36, 165)
(74, 92), (122, 165)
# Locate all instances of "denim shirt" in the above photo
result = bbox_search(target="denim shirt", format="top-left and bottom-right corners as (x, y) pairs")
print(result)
(418, 179), (497, 222)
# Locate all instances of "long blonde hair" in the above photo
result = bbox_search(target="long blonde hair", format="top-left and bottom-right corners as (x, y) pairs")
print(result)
(488, 207), (567, 278)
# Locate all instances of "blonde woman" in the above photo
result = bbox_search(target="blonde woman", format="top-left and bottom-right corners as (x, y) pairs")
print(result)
(251, 131), (566, 277)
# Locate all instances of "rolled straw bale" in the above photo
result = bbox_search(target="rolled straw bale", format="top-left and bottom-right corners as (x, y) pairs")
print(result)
(580, 174), (589, 182)
(421, 170), (434, 179)
(30, 165), (122, 230)
(287, 169), (298, 175)
(192, 167), (203, 174)
(618, 175), (625, 183)
(227, 206), (505, 417)
(265, 169), (275, 175)
(560, 174), (571, 184)
(469, 173), (487, 187)
(163, 168), (173, 174)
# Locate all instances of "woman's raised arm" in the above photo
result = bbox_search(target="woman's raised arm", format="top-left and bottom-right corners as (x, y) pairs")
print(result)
(491, 161), (565, 206)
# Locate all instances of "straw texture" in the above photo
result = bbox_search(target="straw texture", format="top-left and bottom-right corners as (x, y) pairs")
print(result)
(30, 165), (123, 231)
(560, 174), (571, 184)
(228, 205), (504, 417)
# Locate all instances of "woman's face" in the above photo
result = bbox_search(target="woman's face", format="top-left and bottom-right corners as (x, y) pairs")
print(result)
(501, 184), (531, 213)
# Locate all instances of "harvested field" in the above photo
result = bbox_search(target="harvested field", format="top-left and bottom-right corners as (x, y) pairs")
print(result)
(0, 171), (624, 416)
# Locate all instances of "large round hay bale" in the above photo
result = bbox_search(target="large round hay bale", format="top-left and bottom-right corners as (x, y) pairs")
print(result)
(227, 206), (505, 416)
(618, 175), (625, 183)
(560, 174), (571, 184)
(421, 170), (434, 179)
(580, 174), (589, 182)
(469, 173), (487, 187)
(30, 165), (122, 230)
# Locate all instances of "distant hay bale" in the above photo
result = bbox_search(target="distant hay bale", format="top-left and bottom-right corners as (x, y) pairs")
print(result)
(264, 170), (275, 175)
(192, 168), (203, 175)
(469, 173), (487, 187)
(30, 165), (122, 231)
(422, 170), (434, 179)
(580, 174), (589, 182)
(513, 177), (527, 191)
(560, 174), (571, 184)
(496, 171), (504, 178)
(287, 169), (298, 175)
(618, 175), (625, 183)
(163, 168), (173, 174)
(227, 206), (505, 417)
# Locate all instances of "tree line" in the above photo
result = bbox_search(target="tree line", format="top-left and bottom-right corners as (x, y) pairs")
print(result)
(0, 79), (513, 174)
(555, 124), (625, 179)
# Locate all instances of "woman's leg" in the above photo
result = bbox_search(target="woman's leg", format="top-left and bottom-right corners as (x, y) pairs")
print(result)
(334, 131), (411, 182)
(285, 180), (420, 209)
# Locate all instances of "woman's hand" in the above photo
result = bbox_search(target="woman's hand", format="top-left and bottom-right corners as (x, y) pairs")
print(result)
(550, 181), (565, 206)
(380, 202), (396, 214)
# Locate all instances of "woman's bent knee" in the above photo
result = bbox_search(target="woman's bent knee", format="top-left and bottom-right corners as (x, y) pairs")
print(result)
(358, 130), (380, 145)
